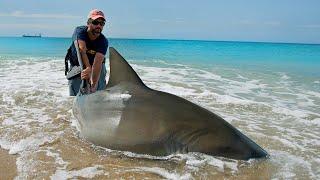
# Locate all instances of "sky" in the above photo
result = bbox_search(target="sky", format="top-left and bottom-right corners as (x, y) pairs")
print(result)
(0, 0), (319, 44)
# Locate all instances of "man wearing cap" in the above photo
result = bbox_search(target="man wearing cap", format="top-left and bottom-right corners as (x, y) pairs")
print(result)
(68, 9), (108, 96)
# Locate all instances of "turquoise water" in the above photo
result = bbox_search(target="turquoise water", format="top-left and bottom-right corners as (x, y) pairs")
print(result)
(0, 37), (320, 179)
(1, 37), (319, 75)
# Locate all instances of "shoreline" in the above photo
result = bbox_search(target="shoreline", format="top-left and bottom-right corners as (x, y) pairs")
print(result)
(0, 148), (17, 179)
(0, 36), (319, 46)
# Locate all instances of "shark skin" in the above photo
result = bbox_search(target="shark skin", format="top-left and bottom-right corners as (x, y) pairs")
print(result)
(73, 47), (269, 160)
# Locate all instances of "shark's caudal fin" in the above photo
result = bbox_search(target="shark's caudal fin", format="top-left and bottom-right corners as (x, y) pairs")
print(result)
(107, 47), (147, 88)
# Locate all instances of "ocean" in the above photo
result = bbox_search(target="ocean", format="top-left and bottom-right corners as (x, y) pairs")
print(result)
(0, 37), (319, 179)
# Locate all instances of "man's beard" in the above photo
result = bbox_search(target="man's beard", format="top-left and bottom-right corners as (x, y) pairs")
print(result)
(92, 28), (102, 36)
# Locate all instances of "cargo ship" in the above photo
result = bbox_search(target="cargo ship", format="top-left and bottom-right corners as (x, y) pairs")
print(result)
(22, 33), (42, 38)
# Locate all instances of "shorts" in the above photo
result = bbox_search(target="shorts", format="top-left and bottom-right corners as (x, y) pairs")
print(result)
(69, 64), (107, 96)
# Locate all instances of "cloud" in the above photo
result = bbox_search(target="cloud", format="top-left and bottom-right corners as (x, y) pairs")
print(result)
(236, 20), (255, 26)
(151, 19), (169, 23)
(175, 18), (185, 23)
(151, 18), (185, 23)
(233, 19), (283, 28)
(300, 24), (320, 29)
(0, 11), (80, 19)
(263, 21), (281, 26)
(235, 20), (281, 27)
(0, 23), (70, 30)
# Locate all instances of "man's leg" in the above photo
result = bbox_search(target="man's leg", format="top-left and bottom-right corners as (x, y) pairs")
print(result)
(68, 77), (82, 96)
(97, 64), (107, 91)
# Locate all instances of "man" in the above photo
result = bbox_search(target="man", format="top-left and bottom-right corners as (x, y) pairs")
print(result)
(68, 9), (108, 96)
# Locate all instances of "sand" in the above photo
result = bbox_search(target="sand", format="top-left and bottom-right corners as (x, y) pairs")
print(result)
(0, 149), (17, 179)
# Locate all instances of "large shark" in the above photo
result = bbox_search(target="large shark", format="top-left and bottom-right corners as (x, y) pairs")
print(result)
(73, 47), (268, 160)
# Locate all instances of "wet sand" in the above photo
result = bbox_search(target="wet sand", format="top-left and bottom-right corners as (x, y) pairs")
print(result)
(0, 149), (17, 179)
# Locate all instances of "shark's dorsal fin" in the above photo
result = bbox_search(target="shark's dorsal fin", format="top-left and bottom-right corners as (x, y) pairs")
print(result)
(106, 47), (147, 88)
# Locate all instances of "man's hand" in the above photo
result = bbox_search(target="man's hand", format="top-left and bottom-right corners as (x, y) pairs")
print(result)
(90, 83), (98, 93)
(81, 66), (92, 80)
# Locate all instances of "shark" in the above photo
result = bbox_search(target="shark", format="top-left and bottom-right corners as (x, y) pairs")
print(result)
(73, 47), (268, 160)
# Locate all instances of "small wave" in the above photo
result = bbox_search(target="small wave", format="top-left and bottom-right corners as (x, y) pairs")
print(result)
(94, 145), (241, 174)
(8, 133), (58, 155)
(279, 72), (291, 80)
(127, 167), (192, 180)
(270, 150), (317, 179)
(51, 165), (105, 179)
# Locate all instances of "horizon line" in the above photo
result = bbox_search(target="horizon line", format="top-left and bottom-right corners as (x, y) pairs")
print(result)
(0, 35), (319, 46)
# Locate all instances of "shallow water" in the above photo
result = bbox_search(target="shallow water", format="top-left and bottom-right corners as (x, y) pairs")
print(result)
(0, 38), (320, 179)
(0, 58), (319, 179)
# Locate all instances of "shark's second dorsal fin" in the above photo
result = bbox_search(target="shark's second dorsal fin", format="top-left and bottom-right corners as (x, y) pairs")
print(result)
(106, 47), (146, 88)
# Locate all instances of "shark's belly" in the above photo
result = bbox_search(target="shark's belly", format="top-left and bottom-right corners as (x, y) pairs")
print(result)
(73, 90), (131, 146)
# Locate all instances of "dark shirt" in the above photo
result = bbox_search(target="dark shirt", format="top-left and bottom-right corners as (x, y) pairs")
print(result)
(71, 26), (108, 65)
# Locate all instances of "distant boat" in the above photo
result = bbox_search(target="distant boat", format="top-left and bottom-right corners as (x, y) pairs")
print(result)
(22, 33), (42, 38)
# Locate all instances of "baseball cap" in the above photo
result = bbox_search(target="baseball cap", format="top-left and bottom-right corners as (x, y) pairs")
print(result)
(88, 9), (105, 20)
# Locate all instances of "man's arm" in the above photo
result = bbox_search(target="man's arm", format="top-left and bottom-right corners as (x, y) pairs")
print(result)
(78, 40), (92, 80)
(90, 52), (105, 92)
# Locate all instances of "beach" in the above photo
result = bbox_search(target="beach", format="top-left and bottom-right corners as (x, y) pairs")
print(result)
(0, 149), (17, 179)
(0, 37), (319, 179)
